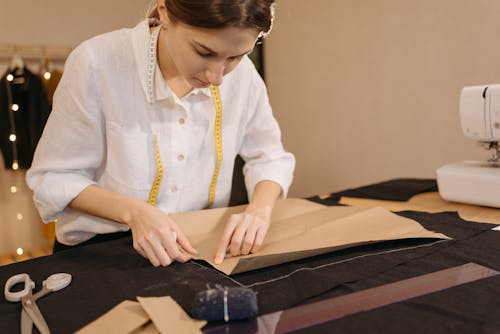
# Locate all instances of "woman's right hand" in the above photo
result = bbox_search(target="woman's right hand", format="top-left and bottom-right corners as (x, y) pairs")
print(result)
(126, 201), (198, 267)
(67, 185), (197, 267)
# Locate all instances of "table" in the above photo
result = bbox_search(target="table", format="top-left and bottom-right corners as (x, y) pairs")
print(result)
(1, 179), (499, 333)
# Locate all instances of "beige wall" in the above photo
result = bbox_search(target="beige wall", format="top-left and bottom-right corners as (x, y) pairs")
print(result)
(0, 0), (151, 74)
(0, 0), (151, 45)
(265, 0), (500, 197)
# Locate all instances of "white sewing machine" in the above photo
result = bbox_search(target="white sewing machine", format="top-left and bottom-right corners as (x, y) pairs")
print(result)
(436, 84), (500, 208)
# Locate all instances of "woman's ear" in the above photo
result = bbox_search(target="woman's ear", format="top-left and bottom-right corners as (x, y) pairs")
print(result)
(156, 0), (168, 24)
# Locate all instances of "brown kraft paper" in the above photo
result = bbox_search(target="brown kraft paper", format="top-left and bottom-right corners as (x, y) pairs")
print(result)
(170, 198), (451, 275)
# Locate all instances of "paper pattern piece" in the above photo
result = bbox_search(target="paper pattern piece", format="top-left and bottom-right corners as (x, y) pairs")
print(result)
(340, 192), (500, 225)
(76, 300), (150, 334)
(76, 297), (206, 334)
(138, 297), (206, 334)
(170, 198), (451, 275)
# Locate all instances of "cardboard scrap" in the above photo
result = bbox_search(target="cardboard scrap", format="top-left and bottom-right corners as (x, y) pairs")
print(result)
(76, 297), (206, 334)
(170, 198), (451, 275)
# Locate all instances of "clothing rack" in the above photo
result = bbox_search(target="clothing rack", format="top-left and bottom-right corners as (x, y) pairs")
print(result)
(0, 43), (72, 62)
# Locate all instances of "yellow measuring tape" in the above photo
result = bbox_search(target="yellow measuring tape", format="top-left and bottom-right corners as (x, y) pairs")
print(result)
(206, 85), (224, 208)
(147, 136), (164, 206)
(147, 85), (223, 208)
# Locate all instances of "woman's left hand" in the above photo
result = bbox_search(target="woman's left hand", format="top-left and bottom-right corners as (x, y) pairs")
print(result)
(214, 205), (272, 264)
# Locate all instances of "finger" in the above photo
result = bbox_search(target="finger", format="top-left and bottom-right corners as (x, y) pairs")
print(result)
(160, 231), (191, 263)
(139, 240), (161, 267)
(214, 215), (239, 264)
(150, 237), (173, 267)
(132, 240), (146, 258)
(176, 252), (194, 263)
(134, 245), (148, 261)
(229, 215), (252, 257)
(171, 226), (198, 255)
(251, 224), (269, 254)
(241, 221), (259, 255)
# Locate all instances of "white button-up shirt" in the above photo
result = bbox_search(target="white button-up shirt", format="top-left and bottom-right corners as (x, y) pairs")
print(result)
(26, 20), (295, 245)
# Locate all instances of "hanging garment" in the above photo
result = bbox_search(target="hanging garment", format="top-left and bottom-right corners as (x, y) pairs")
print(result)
(0, 67), (51, 169)
(41, 69), (62, 107)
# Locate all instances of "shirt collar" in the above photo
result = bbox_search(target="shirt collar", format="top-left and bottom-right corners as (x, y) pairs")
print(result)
(131, 19), (211, 103)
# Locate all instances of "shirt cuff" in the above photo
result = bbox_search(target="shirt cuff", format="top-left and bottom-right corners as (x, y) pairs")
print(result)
(29, 172), (96, 223)
(243, 154), (295, 201)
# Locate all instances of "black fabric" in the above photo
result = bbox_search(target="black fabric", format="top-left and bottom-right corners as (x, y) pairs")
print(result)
(1, 180), (499, 334)
(309, 178), (438, 204)
(0, 67), (51, 169)
(52, 231), (132, 253)
(228, 155), (249, 206)
(307, 194), (343, 206)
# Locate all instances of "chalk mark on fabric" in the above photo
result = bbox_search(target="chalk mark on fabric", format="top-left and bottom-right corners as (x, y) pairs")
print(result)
(189, 239), (450, 288)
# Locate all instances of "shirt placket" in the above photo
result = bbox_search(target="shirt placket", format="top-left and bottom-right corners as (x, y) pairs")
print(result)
(158, 98), (189, 210)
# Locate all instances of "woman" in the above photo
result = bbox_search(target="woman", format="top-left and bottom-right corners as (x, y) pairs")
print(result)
(27, 0), (295, 267)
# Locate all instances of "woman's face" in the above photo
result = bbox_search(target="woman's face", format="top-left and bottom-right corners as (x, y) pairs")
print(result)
(157, 6), (260, 88)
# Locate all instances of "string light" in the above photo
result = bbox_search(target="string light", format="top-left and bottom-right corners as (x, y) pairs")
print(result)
(6, 58), (28, 257)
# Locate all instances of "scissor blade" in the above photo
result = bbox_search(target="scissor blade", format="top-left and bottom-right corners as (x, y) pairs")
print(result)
(21, 309), (33, 334)
(23, 301), (50, 334)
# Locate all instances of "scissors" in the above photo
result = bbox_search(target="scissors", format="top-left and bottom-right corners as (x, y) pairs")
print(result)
(4, 273), (72, 334)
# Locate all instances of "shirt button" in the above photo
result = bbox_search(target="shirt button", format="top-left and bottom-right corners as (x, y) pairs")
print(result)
(178, 154), (184, 161)
(172, 186), (178, 193)
(179, 118), (185, 125)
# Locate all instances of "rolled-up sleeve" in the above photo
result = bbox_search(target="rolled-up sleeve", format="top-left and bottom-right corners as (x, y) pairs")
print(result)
(240, 74), (295, 200)
(26, 43), (104, 223)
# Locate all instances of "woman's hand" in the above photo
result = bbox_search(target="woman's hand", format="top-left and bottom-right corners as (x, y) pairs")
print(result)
(213, 180), (282, 264)
(68, 184), (197, 267)
(127, 201), (198, 267)
(214, 205), (272, 264)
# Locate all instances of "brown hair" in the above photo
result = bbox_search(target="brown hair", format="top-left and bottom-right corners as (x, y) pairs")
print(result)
(149, 0), (276, 36)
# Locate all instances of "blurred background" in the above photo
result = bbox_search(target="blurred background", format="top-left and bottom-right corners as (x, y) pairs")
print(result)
(1, 0), (499, 263)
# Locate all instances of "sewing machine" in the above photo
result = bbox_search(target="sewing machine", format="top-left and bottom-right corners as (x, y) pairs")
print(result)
(436, 84), (500, 208)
